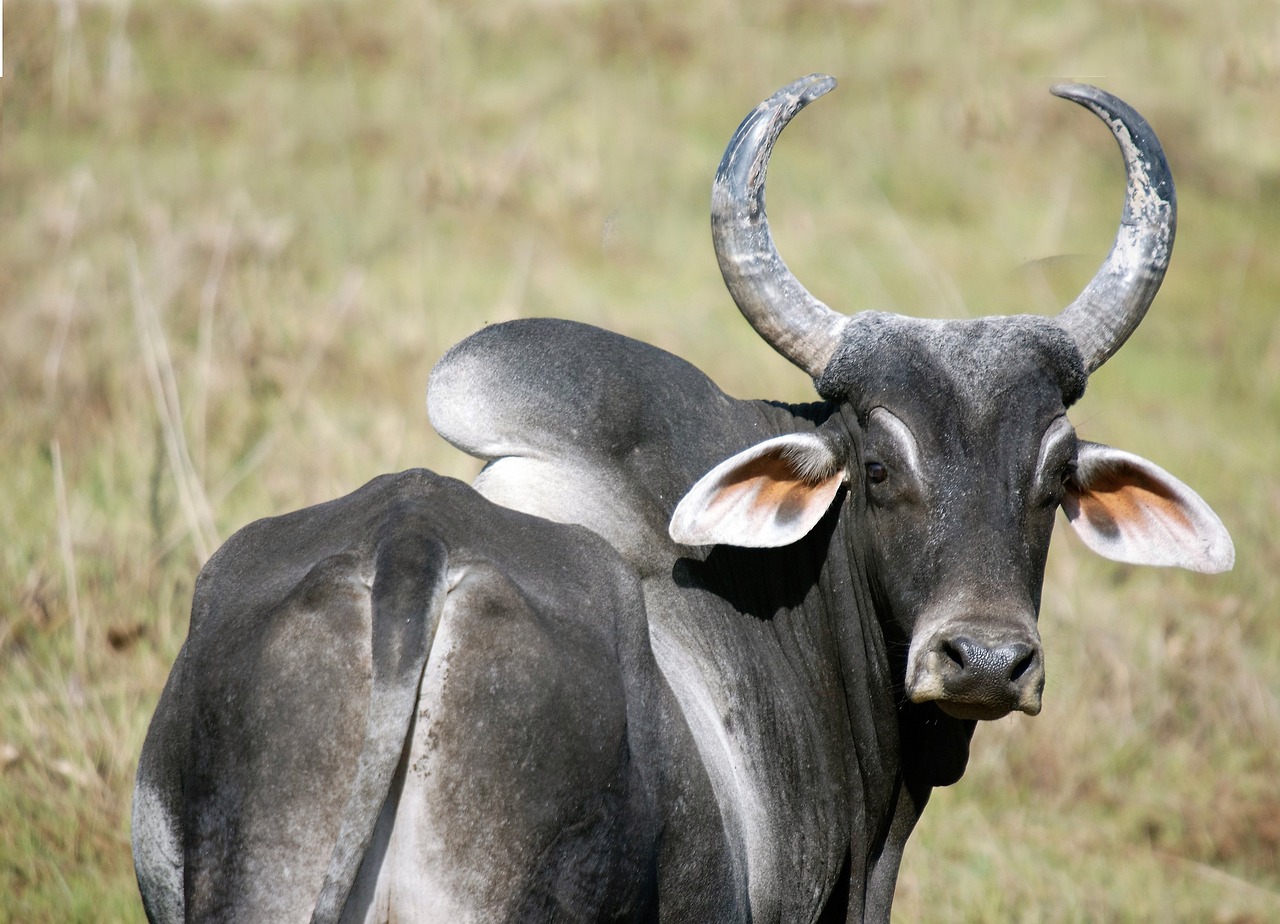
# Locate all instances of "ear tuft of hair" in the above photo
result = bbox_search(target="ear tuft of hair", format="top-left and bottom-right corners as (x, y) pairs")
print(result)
(780, 435), (842, 484)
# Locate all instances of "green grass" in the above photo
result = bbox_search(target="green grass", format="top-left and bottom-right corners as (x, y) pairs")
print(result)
(2, 0), (1278, 920)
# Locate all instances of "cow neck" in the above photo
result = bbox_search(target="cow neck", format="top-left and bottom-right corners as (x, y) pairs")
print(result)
(654, 398), (904, 918)
(772, 398), (907, 909)
(802, 400), (904, 891)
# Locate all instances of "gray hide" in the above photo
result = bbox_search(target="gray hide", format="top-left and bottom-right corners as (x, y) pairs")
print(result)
(133, 77), (1233, 924)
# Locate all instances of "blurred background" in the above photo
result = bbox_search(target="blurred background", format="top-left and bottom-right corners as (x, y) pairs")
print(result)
(2, 1), (1278, 920)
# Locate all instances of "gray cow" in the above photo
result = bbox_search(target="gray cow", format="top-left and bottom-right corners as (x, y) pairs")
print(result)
(133, 76), (1232, 923)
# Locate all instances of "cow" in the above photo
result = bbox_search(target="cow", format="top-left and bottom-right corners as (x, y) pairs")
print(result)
(133, 76), (1233, 923)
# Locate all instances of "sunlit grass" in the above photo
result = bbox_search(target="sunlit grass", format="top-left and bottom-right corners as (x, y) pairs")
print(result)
(2, 1), (1278, 921)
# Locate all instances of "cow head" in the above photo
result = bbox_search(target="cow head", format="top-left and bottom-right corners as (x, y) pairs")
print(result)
(670, 76), (1233, 722)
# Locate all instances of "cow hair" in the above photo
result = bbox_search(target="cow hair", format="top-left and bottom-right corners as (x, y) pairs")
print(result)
(816, 312), (1088, 410)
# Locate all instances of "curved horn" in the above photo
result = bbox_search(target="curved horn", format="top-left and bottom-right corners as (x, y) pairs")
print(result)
(1051, 84), (1176, 374)
(712, 75), (848, 378)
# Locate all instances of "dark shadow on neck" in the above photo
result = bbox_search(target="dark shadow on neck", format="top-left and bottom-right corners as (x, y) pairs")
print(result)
(670, 490), (846, 622)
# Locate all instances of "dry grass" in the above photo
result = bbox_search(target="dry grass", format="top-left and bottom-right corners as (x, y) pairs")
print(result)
(2, 1), (1278, 921)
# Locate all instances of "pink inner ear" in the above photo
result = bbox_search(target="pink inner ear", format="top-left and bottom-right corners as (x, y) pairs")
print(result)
(706, 452), (834, 529)
(1070, 469), (1193, 538)
(1063, 447), (1234, 573)
(670, 435), (846, 548)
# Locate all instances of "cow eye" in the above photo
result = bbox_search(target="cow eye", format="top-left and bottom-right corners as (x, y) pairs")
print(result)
(1060, 460), (1078, 490)
(866, 461), (888, 485)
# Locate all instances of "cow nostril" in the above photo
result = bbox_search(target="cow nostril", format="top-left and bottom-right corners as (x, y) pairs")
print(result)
(941, 640), (966, 669)
(1008, 648), (1037, 683)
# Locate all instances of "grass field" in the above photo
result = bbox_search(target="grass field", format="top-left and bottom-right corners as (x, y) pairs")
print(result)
(2, 0), (1278, 920)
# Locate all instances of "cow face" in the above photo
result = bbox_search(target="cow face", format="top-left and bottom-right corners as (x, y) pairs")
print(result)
(671, 311), (1231, 720)
(821, 313), (1085, 720)
(669, 76), (1233, 721)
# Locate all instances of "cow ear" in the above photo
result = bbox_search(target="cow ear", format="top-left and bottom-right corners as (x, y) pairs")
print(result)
(670, 433), (845, 548)
(1063, 442), (1234, 573)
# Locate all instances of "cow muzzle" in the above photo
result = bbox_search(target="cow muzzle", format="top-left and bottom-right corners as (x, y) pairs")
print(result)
(905, 623), (1045, 721)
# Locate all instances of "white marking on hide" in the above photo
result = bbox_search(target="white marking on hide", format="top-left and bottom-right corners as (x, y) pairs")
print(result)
(472, 457), (582, 523)
(647, 616), (773, 917)
(1034, 416), (1075, 487)
(132, 778), (184, 921)
(473, 457), (664, 569)
(868, 407), (922, 478)
(344, 576), (470, 924)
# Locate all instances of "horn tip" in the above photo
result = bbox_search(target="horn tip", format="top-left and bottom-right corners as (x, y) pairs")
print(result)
(1050, 82), (1101, 104)
(807, 73), (838, 90)
(791, 73), (838, 103)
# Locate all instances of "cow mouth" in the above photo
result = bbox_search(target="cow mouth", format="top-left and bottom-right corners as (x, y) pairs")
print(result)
(934, 698), (1040, 722)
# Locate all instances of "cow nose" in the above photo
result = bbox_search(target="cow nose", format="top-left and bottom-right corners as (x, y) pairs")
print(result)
(942, 636), (1037, 684)
(928, 635), (1044, 720)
